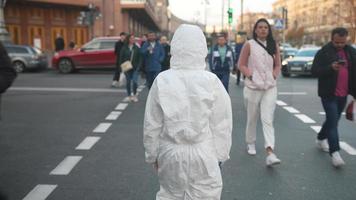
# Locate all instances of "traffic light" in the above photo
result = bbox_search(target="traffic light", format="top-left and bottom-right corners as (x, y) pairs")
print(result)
(227, 8), (233, 24)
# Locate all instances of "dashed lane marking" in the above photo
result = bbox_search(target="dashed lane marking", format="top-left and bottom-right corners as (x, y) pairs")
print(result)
(115, 103), (128, 110)
(295, 114), (316, 124)
(50, 156), (82, 175)
(340, 142), (356, 155)
(310, 126), (322, 133)
(278, 92), (307, 95)
(319, 112), (346, 115)
(93, 123), (112, 133)
(23, 184), (57, 200)
(276, 100), (288, 106)
(283, 106), (300, 114)
(105, 111), (122, 120)
(9, 87), (125, 93)
(76, 137), (101, 150)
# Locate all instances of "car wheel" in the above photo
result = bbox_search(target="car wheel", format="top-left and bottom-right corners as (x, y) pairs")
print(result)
(58, 58), (74, 73)
(13, 61), (26, 73)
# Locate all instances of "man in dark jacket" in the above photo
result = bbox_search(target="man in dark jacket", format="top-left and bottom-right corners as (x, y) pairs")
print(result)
(160, 36), (171, 71)
(312, 27), (356, 168)
(209, 34), (235, 92)
(0, 41), (17, 119)
(112, 32), (127, 87)
(54, 34), (65, 52)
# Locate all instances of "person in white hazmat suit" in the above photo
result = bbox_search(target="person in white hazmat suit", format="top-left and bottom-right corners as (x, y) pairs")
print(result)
(143, 24), (233, 200)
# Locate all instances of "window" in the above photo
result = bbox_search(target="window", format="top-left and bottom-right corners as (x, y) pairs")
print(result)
(28, 26), (45, 49)
(51, 9), (66, 21)
(12, 47), (30, 54)
(6, 25), (21, 44)
(73, 28), (89, 47)
(29, 7), (44, 19)
(84, 41), (100, 50)
(99, 41), (116, 49)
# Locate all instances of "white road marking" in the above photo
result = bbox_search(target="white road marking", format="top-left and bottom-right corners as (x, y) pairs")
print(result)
(115, 103), (128, 110)
(310, 126), (322, 133)
(319, 112), (346, 115)
(295, 114), (316, 124)
(340, 141), (356, 155)
(76, 137), (101, 150)
(138, 85), (146, 89)
(93, 123), (112, 133)
(137, 88), (143, 92)
(276, 100), (288, 106)
(105, 111), (122, 120)
(23, 184), (57, 200)
(50, 156), (82, 175)
(278, 92), (307, 95)
(9, 87), (125, 93)
(283, 106), (300, 113)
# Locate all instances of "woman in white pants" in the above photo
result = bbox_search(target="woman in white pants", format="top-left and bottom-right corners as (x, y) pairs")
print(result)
(238, 18), (282, 166)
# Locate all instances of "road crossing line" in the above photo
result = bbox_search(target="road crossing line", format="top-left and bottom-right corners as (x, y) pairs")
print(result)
(76, 137), (101, 150)
(276, 100), (288, 106)
(9, 87), (125, 93)
(340, 142), (356, 155)
(319, 112), (346, 115)
(93, 123), (112, 133)
(283, 106), (300, 114)
(278, 92), (307, 95)
(50, 156), (82, 175)
(23, 184), (57, 200)
(105, 111), (122, 120)
(294, 114), (316, 124)
(115, 103), (128, 110)
(310, 126), (322, 133)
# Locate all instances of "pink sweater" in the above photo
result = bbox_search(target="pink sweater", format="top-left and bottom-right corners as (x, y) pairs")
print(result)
(238, 40), (281, 90)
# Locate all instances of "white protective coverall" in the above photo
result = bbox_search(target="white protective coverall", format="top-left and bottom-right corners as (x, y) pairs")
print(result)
(143, 24), (232, 200)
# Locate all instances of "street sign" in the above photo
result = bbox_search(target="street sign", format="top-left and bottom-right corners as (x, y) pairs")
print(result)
(274, 19), (284, 30)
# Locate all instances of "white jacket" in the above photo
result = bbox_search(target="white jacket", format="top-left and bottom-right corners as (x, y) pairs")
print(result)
(143, 24), (232, 200)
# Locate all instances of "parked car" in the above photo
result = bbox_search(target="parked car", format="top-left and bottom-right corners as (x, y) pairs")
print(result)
(52, 37), (120, 73)
(281, 47), (320, 77)
(5, 44), (48, 73)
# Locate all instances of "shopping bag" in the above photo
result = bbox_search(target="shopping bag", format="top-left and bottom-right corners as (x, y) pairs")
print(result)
(346, 100), (356, 122)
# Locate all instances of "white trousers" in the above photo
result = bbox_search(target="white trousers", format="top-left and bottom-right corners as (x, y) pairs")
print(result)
(243, 86), (277, 149)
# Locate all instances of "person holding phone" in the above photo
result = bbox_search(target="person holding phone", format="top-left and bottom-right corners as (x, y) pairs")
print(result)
(312, 27), (356, 168)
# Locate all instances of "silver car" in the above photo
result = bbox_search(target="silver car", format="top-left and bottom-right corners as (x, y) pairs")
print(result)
(5, 44), (48, 73)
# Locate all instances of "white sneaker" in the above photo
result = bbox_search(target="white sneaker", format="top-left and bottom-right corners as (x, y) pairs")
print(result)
(331, 151), (345, 168)
(123, 96), (131, 102)
(247, 144), (256, 155)
(132, 95), (138, 102)
(111, 81), (118, 88)
(316, 139), (329, 152)
(266, 153), (281, 166)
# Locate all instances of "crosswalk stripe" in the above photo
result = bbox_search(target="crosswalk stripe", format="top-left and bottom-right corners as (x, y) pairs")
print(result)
(76, 137), (101, 150)
(283, 106), (300, 113)
(340, 142), (356, 155)
(276, 100), (288, 106)
(93, 123), (112, 133)
(23, 185), (57, 200)
(50, 156), (82, 175)
(115, 103), (128, 110)
(105, 111), (122, 120)
(295, 114), (316, 124)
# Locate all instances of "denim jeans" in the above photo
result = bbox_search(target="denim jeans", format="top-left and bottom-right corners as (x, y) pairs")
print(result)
(318, 96), (347, 154)
(124, 70), (139, 96)
(146, 71), (160, 89)
(215, 71), (230, 93)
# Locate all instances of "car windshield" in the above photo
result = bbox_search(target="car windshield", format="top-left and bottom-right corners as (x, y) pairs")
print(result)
(296, 49), (318, 57)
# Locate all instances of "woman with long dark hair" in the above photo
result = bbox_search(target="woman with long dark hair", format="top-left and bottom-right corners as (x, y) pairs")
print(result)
(238, 18), (282, 166)
(119, 34), (142, 102)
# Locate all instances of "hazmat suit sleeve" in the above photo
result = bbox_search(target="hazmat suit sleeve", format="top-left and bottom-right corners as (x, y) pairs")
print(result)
(210, 77), (233, 162)
(143, 80), (164, 164)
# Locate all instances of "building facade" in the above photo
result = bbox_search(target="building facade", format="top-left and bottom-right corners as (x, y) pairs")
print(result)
(237, 12), (272, 39)
(272, 0), (356, 45)
(4, 0), (170, 51)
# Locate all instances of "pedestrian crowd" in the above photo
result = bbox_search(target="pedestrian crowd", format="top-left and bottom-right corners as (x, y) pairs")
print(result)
(143, 20), (356, 200)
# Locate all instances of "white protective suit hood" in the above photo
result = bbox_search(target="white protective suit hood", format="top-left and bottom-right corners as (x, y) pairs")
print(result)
(170, 24), (208, 70)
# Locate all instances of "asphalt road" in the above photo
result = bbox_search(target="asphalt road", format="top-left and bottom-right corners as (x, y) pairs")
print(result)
(0, 70), (355, 200)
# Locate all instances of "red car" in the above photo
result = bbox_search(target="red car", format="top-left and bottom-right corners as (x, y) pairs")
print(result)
(52, 37), (120, 73)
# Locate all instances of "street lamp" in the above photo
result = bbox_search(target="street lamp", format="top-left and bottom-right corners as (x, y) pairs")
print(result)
(0, 0), (10, 43)
(77, 3), (101, 39)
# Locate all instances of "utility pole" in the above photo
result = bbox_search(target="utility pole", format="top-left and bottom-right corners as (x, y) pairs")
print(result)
(221, 0), (225, 32)
(0, 0), (10, 43)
